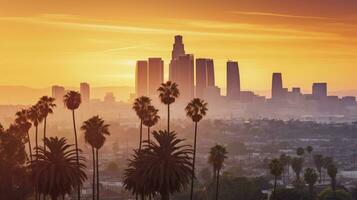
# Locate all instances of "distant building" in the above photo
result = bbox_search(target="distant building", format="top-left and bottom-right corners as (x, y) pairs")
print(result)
(148, 58), (164, 96)
(104, 92), (116, 103)
(312, 83), (327, 99)
(196, 58), (215, 98)
(169, 35), (186, 81)
(226, 61), (241, 100)
(203, 86), (221, 103)
(135, 60), (148, 97)
(206, 59), (215, 87)
(272, 73), (284, 99)
(52, 85), (65, 103)
(80, 82), (90, 103)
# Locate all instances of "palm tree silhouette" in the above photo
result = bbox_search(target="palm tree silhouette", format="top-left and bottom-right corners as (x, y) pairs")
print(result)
(327, 164), (337, 192)
(29, 137), (87, 200)
(132, 96), (152, 151)
(81, 115), (110, 200)
(27, 105), (43, 158)
(123, 130), (193, 200)
(38, 96), (56, 151)
(15, 109), (33, 161)
(185, 98), (208, 200)
(63, 90), (82, 199)
(269, 159), (283, 199)
(143, 105), (160, 142)
(157, 81), (180, 133)
(291, 157), (304, 181)
(313, 154), (324, 183)
(304, 168), (318, 200)
(208, 144), (227, 200)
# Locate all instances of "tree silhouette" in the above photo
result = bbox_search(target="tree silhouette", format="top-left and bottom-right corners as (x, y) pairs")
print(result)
(143, 105), (160, 142)
(296, 147), (305, 157)
(269, 159), (283, 199)
(30, 137), (87, 200)
(81, 115), (110, 200)
(157, 81), (180, 133)
(63, 90), (82, 199)
(38, 96), (56, 151)
(185, 98), (208, 200)
(291, 157), (304, 181)
(304, 168), (318, 200)
(15, 109), (33, 162)
(327, 164), (337, 192)
(123, 130), (193, 200)
(209, 144), (227, 200)
(132, 96), (152, 151)
(313, 154), (324, 183)
(27, 105), (43, 159)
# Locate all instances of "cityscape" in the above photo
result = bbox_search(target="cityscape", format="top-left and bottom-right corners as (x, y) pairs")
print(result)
(2, 1), (357, 200)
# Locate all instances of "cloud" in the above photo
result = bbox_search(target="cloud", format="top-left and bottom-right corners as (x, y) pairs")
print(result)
(233, 11), (335, 20)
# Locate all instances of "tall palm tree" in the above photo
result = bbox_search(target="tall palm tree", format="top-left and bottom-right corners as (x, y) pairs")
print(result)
(142, 105), (160, 142)
(15, 109), (33, 161)
(314, 154), (324, 183)
(327, 164), (337, 192)
(157, 81), (180, 133)
(185, 98), (208, 200)
(296, 147), (305, 157)
(27, 105), (43, 158)
(38, 96), (56, 151)
(323, 157), (333, 183)
(304, 168), (318, 200)
(81, 115), (110, 200)
(208, 145), (228, 200)
(64, 90), (82, 199)
(279, 154), (288, 184)
(123, 130), (193, 200)
(29, 137), (87, 200)
(291, 157), (304, 181)
(132, 96), (152, 151)
(269, 159), (284, 199)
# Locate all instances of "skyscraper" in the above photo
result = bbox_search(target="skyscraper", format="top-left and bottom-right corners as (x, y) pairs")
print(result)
(312, 83), (327, 99)
(52, 85), (65, 102)
(272, 73), (283, 99)
(148, 58), (164, 96)
(206, 59), (215, 87)
(226, 61), (241, 100)
(196, 58), (215, 98)
(175, 54), (194, 100)
(80, 82), (90, 103)
(169, 35), (185, 81)
(135, 60), (148, 97)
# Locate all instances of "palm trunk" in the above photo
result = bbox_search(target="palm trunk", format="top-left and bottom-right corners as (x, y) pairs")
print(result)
(319, 171), (322, 183)
(148, 126), (150, 143)
(92, 147), (96, 200)
(167, 104), (170, 133)
(72, 110), (81, 200)
(27, 131), (33, 162)
(43, 117), (47, 151)
(273, 176), (277, 200)
(35, 125), (38, 158)
(215, 169), (220, 200)
(139, 119), (143, 151)
(96, 148), (100, 200)
(309, 184), (314, 200)
(190, 122), (198, 200)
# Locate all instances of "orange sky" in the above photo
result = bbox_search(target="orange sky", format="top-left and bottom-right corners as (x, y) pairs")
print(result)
(1, 0), (357, 95)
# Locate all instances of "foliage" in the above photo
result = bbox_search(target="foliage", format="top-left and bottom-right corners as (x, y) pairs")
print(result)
(185, 98), (208, 123)
(318, 188), (352, 200)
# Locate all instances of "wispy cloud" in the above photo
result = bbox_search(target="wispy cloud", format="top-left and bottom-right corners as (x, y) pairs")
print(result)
(233, 11), (335, 20)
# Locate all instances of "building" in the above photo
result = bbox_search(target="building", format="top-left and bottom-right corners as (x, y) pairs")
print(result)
(148, 58), (164, 96)
(312, 83), (327, 99)
(226, 61), (241, 100)
(206, 59), (215, 87)
(174, 54), (194, 100)
(196, 58), (215, 98)
(80, 82), (90, 103)
(135, 60), (148, 97)
(104, 92), (116, 103)
(272, 73), (284, 99)
(169, 35), (186, 81)
(52, 85), (65, 103)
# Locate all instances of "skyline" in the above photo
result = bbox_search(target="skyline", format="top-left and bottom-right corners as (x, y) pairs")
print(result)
(1, 0), (357, 95)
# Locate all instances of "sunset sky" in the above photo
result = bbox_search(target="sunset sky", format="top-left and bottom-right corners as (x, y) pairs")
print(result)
(1, 0), (357, 96)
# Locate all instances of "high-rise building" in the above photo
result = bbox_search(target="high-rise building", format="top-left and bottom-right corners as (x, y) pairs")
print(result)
(135, 60), (148, 97)
(52, 85), (65, 102)
(226, 61), (241, 100)
(80, 82), (90, 103)
(312, 83), (327, 99)
(148, 58), (164, 96)
(206, 59), (215, 87)
(169, 35), (186, 81)
(196, 58), (215, 98)
(272, 73), (283, 99)
(174, 54), (194, 100)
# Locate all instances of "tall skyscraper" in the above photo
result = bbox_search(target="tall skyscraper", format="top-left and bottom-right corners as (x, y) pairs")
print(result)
(226, 61), (241, 100)
(52, 85), (65, 103)
(174, 54), (194, 100)
(206, 59), (215, 87)
(80, 82), (90, 103)
(135, 60), (148, 97)
(312, 83), (327, 99)
(272, 73), (283, 99)
(148, 58), (164, 96)
(169, 35), (185, 81)
(196, 58), (215, 98)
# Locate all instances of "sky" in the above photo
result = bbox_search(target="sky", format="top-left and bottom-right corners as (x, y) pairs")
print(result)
(1, 0), (357, 96)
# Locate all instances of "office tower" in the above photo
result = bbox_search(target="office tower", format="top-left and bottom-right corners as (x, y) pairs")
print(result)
(135, 60), (148, 97)
(196, 58), (215, 98)
(169, 35), (186, 81)
(272, 73), (283, 99)
(226, 61), (241, 100)
(52, 85), (65, 102)
(312, 83), (327, 99)
(292, 87), (301, 94)
(80, 82), (90, 103)
(206, 59), (215, 87)
(148, 58), (164, 96)
(173, 54), (194, 100)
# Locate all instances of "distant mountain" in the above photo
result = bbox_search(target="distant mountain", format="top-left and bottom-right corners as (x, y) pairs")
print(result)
(0, 85), (134, 105)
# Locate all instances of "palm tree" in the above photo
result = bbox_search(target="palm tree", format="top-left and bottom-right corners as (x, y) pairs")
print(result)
(142, 105), (160, 142)
(291, 157), (304, 181)
(327, 164), (337, 192)
(269, 159), (284, 199)
(185, 98), (208, 200)
(314, 154), (324, 183)
(38, 96), (56, 151)
(157, 81), (180, 133)
(64, 90), (82, 199)
(304, 168), (318, 200)
(132, 96), (152, 151)
(123, 130), (193, 200)
(27, 105), (43, 158)
(208, 144), (228, 200)
(279, 154), (288, 184)
(81, 116), (110, 200)
(296, 147), (305, 157)
(15, 109), (33, 161)
(29, 137), (87, 200)
(323, 157), (333, 183)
